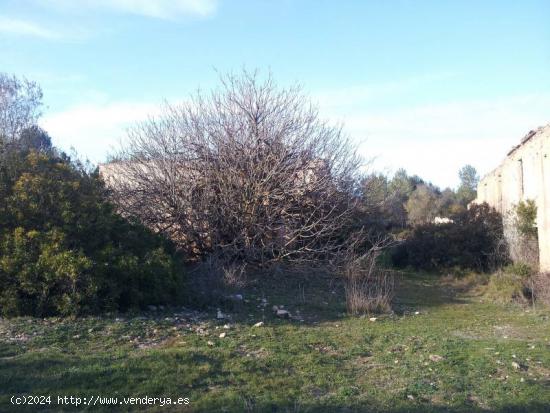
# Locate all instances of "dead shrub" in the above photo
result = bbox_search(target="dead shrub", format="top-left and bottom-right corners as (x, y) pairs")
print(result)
(341, 237), (396, 315)
(222, 262), (248, 289)
(344, 264), (395, 315)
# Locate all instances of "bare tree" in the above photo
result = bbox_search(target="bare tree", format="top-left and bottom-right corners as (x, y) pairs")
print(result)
(105, 71), (363, 263)
(0, 73), (43, 141)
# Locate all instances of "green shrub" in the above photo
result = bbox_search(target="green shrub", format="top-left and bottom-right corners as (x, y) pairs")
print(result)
(0, 149), (185, 317)
(0, 228), (92, 316)
(514, 200), (537, 238)
(392, 203), (508, 271)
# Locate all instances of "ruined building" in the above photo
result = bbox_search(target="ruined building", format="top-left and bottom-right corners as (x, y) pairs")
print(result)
(474, 124), (550, 271)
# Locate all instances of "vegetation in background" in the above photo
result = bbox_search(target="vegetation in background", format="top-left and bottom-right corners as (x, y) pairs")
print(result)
(456, 164), (479, 206)
(372, 165), (511, 274)
(359, 164), (477, 236)
(405, 183), (439, 226)
(393, 203), (507, 272)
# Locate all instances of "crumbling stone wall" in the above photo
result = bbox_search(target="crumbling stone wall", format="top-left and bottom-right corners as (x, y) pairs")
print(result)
(474, 124), (550, 271)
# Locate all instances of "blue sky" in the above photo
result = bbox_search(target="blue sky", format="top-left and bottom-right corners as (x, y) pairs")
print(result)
(1, 0), (549, 188)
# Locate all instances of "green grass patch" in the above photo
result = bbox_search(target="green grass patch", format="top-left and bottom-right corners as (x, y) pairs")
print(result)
(1, 272), (549, 412)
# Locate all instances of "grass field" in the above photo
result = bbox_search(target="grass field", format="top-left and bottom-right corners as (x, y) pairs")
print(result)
(1, 272), (549, 412)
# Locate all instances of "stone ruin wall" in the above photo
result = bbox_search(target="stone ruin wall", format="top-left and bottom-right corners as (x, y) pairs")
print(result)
(475, 124), (550, 272)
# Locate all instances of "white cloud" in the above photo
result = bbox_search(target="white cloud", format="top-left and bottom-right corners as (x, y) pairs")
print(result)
(321, 94), (550, 188)
(40, 101), (161, 163)
(0, 16), (60, 39)
(40, 92), (550, 188)
(39, 0), (218, 19)
(314, 72), (457, 110)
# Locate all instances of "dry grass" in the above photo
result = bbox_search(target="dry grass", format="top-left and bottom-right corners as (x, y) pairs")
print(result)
(221, 262), (248, 289)
(342, 258), (396, 315)
(482, 265), (550, 308)
(484, 272), (527, 304)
